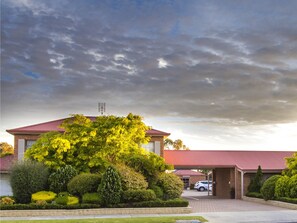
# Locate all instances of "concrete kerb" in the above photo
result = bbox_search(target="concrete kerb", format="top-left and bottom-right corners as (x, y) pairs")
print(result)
(0, 207), (192, 218)
(242, 196), (297, 210)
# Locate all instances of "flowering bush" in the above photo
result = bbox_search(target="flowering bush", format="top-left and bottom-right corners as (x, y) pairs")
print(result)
(31, 191), (57, 203)
(0, 197), (15, 205)
(35, 200), (47, 206)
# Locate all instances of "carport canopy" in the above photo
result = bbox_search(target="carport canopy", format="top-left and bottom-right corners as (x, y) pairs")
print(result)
(164, 150), (294, 172)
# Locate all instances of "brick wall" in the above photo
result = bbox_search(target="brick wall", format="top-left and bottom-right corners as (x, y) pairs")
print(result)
(13, 134), (40, 160)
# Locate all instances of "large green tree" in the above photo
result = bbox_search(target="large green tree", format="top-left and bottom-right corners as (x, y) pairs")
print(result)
(25, 113), (150, 172)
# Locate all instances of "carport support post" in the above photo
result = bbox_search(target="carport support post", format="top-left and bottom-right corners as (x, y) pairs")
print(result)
(238, 169), (244, 199)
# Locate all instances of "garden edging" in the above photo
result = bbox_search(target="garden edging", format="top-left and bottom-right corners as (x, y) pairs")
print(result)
(243, 196), (297, 210)
(0, 207), (192, 217)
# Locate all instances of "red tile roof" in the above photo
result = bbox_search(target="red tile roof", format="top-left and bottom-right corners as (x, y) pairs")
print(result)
(6, 117), (170, 136)
(164, 150), (295, 172)
(174, 169), (205, 176)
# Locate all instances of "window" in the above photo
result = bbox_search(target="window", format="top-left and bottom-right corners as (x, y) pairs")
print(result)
(25, 140), (36, 150)
(142, 142), (155, 153)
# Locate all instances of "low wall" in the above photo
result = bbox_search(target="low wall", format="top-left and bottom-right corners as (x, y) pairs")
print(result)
(0, 207), (192, 217)
(0, 155), (14, 173)
(243, 196), (297, 210)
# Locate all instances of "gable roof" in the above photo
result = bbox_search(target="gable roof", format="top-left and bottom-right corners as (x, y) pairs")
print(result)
(6, 116), (170, 136)
(164, 150), (295, 172)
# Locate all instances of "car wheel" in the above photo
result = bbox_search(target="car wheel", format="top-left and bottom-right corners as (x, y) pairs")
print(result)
(199, 187), (205, 191)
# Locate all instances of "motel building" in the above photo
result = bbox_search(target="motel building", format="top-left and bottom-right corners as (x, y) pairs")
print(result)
(4, 116), (295, 200)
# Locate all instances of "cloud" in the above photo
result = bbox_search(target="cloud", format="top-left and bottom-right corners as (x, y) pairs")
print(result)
(1, 0), (297, 137)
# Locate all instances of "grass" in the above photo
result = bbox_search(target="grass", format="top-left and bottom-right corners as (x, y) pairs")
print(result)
(1, 216), (207, 223)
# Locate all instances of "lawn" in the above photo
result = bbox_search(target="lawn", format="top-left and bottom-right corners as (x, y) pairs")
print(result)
(1, 216), (207, 223)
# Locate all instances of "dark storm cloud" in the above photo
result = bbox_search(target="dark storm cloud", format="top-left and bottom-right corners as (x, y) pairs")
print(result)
(1, 0), (297, 130)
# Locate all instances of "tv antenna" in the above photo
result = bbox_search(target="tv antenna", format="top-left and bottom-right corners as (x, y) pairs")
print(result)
(98, 102), (106, 115)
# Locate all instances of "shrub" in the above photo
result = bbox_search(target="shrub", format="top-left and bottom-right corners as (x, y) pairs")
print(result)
(0, 197), (15, 205)
(115, 164), (148, 191)
(54, 192), (79, 206)
(157, 173), (184, 200)
(149, 185), (164, 199)
(132, 198), (189, 208)
(122, 189), (156, 203)
(275, 175), (290, 198)
(82, 193), (102, 204)
(67, 196), (79, 205)
(247, 166), (263, 193)
(31, 191), (57, 203)
(55, 192), (69, 205)
(289, 175), (297, 198)
(10, 160), (49, 203)
(99, 166), (122, 206)
(245, 192), (263, 199)
(48, 165), (78, 193)
(260, 175), (281, 201)
(67, 173), (101, 196)
(124, 153), (173, 185)
(35, 200), (47, 206)
(277, 197), (297, 204)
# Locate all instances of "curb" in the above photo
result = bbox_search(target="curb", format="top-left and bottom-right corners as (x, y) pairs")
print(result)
(242, 196), (297, 210)
(0, 207), (192, 217)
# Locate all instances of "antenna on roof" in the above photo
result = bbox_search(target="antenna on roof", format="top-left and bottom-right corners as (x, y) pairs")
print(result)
(98, 102), (106, 115)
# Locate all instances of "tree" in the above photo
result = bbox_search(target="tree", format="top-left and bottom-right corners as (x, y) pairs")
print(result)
(164, 138), (173, 149)
(285, 152), (297, 176)
(247, 165), (263, 193)
(25, 113), (150, 172)
(173, 139), (183, 150)
(124, 152), (173, 185)
(0, 142), (14, 157)
(99, 166), (122, 206)
(164, 138), (190, 150)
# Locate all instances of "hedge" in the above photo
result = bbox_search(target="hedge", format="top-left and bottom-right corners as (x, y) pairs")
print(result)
(0, 198), (188, 210)
(0, 203), (101, 210)
(245, 192), (263, 199)
(277, 197), (297, 204)
(110, 198), (189, 208)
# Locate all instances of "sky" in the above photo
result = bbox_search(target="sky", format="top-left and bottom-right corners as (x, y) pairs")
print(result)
(1, 0), (297, 151)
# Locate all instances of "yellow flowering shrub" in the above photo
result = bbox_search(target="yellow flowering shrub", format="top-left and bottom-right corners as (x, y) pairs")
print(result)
(0, 197), (15, 205)
(67, 196), (79, 205)
(31, 191), (57, 203)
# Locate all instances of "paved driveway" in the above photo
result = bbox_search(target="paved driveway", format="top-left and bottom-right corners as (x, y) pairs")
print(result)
(182, 190), (297, 223)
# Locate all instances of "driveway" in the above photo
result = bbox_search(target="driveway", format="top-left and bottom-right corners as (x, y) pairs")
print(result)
(182, 190), (297, 223)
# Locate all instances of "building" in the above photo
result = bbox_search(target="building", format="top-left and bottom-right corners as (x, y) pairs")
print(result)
(5, 117), (295, 200)
(6, 116), (170, 160)
(164, 150), (295, 199)
(174, 169), (206, 188)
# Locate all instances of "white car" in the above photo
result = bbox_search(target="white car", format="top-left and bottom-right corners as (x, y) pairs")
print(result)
(194, 181), (212, 191)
